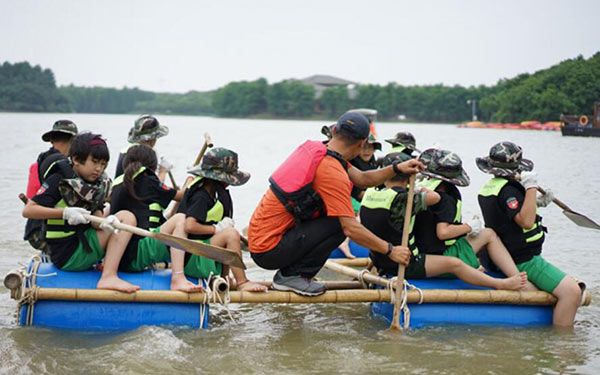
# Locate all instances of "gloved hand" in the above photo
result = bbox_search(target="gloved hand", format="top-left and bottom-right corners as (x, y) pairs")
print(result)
(537, 188), (554, 208)
(159, 156), (174, 171)
(100, 215), (121, 234)
(62, 207), (91, 225)
(214, 217), (235, 233)
(520, 171), (538, 190)
(466, 215), (483, 235)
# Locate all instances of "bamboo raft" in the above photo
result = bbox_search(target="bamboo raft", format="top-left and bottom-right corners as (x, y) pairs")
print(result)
(5, 257), (591, 330)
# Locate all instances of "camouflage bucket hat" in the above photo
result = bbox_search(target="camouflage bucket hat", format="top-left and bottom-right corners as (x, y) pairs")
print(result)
(321, 124), (335, 139)
(58, 173), (112, 210)
(476, 141), (534, 178)
(384, 131), (420, 152)
(420, 149), (470, 187)
(42, 120), (78, 142)
(128, 115), (169, 143)
(187, 147), (250, 186)
(417, 148), (439, 167)
(382, 151), (413, 168)
(366, 133), (382, 151)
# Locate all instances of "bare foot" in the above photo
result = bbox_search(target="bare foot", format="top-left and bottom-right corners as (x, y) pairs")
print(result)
(496, 272), (527, 291)
(522, 280), (539, 291)
(97, 275), (140, 293)
(338, 239), (355, 259)
(238, 280), (268, 292)
(171, 275), (204, 293)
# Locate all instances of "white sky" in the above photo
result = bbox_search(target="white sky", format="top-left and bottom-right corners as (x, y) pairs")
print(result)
(1, 0), (599, 93)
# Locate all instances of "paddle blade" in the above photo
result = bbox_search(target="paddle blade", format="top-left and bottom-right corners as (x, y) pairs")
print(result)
(563, 210), (600, 230)
(154, 232), (246, 269)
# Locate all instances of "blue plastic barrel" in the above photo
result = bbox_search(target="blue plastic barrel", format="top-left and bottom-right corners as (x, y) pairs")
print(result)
(20, 261), (209, 331)
(329, 241), (370, 258)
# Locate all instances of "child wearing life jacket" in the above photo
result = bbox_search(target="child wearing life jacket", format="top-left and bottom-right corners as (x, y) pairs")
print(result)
(413, 148), (527, 286)
(109, 145), (203, 292)
(175, 147), (267, 292)
(115, 115), (172, 181)
(361, 152), (527, 290)
(476, 141), (583, 326)
(24, 120), (79, 251)
(23, 132), (140, 293)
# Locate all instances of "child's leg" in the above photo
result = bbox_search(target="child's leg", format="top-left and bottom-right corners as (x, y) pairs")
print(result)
(425, 255), (527, 291)
(468, 229), (537, 290)
(551, 276), (582, 327)
(165, 214), (204, 292)
(211, 227), (267, 292)
(96, 210), (140, 293)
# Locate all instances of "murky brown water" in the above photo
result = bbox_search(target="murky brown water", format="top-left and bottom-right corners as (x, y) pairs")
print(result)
(1, 113), (599, 374)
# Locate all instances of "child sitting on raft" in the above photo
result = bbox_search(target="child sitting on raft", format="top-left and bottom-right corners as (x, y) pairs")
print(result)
(413, 148), (528, 285)
(22, 132), (139, 293)
(360, 151), (527, 290)
(109, 144), (202, 292)
(175, 147), (267, 292)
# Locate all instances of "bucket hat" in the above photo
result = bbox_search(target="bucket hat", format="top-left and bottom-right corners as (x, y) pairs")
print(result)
(476, 141), (534, 178)
(420, 149), (470, 187)
(384, 131), (420, 152)
(366, 133), (382, 151)
(321, 124), (335, 139)
(128, 115), (169, 143)
(187, 147), (250, 186)
(42, 120), (78, 142)
(382, 151), (412, 168)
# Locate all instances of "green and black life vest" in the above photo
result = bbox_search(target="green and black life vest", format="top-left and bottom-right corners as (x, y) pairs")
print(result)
(45, 199), (79, 240)
(413, 178), (463, 254)
(478, 177), (545, 263)
(183, 176), (224, 278)
(113, 166), (166, 229)
(359, 186), (418, 274)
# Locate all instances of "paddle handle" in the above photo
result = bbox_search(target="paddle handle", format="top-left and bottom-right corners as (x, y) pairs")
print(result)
(193, 133), (213, 166)
(83, 214), (152, 238)
(168, 171), (179, 190)
(391, 173), (416, 331)
(537, 187), (572, 212)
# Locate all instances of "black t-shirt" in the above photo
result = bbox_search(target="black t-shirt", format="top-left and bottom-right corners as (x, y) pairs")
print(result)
(32, 174), (98, 267)
(414, 192), (460, 255)
(114, 152), (126, 179)
(178, 183), (233, 241)
(349, 156), (378, 200)
(498, 185), (524, 220)
(110, 170), (176, 229)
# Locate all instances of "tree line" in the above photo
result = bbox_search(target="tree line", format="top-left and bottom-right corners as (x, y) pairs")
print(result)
(1, 52), (599, 123)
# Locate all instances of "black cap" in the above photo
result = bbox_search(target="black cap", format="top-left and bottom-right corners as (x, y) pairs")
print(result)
(336, 112), (370, 140)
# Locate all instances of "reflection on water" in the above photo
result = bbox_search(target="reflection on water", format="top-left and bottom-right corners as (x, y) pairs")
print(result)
(1, 113), (599, 374)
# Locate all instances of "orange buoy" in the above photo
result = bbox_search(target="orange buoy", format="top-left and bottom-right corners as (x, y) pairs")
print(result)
(579, 115), (589, 127)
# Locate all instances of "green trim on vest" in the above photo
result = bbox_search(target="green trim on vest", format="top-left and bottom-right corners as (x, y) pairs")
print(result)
(362, 188), (398, 210)
(479, 177), (544, 244)
(418, 178), (442, 191)
(46, 199), (76, 239)
(386, 145), (407, 155)
(478, 177), (509, 197)
(188, 176), (204, 189)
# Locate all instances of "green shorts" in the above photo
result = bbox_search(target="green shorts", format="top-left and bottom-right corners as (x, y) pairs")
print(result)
(184, 238), (223, 279)
(439, 236), (480, 278)
(61, 228), (105, 271)
(351, 197), (361, 215)
(404, 253), (427, 279)
(126, 237), (170, 272)
(517, 255), (566, 293)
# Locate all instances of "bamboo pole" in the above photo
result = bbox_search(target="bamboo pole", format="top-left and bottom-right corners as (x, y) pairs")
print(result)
(324, 261), (389, 288)
(31, 287), (591, 306)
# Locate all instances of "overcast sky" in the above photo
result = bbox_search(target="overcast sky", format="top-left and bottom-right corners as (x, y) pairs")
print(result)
(1, 0), (599, 93)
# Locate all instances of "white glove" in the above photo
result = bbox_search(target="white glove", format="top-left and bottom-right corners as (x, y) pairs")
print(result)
(100, 215), (121, 234)
(159, 156), (173, 171)
(62, 207), (91, 225)
(466, 215), (483, 235)
(214, 217), (235, 233)
(537, 188), (554, 208)
(520, 171), (538, 190)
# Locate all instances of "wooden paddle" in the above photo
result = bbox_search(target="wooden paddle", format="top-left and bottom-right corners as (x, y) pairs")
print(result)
(83, 214), (245, 269)
(167, 171), (179, 190)
(538, 187), (600, 230)
(390, 173), (416, 332)
(19, 193), (245, 269)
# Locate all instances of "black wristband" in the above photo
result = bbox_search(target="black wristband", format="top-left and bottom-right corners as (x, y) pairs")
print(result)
(386, 242), (393, 257)
(392, 161), (401, 175)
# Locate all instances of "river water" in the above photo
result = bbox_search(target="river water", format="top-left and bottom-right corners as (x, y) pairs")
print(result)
(0, 112), (599, 374)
